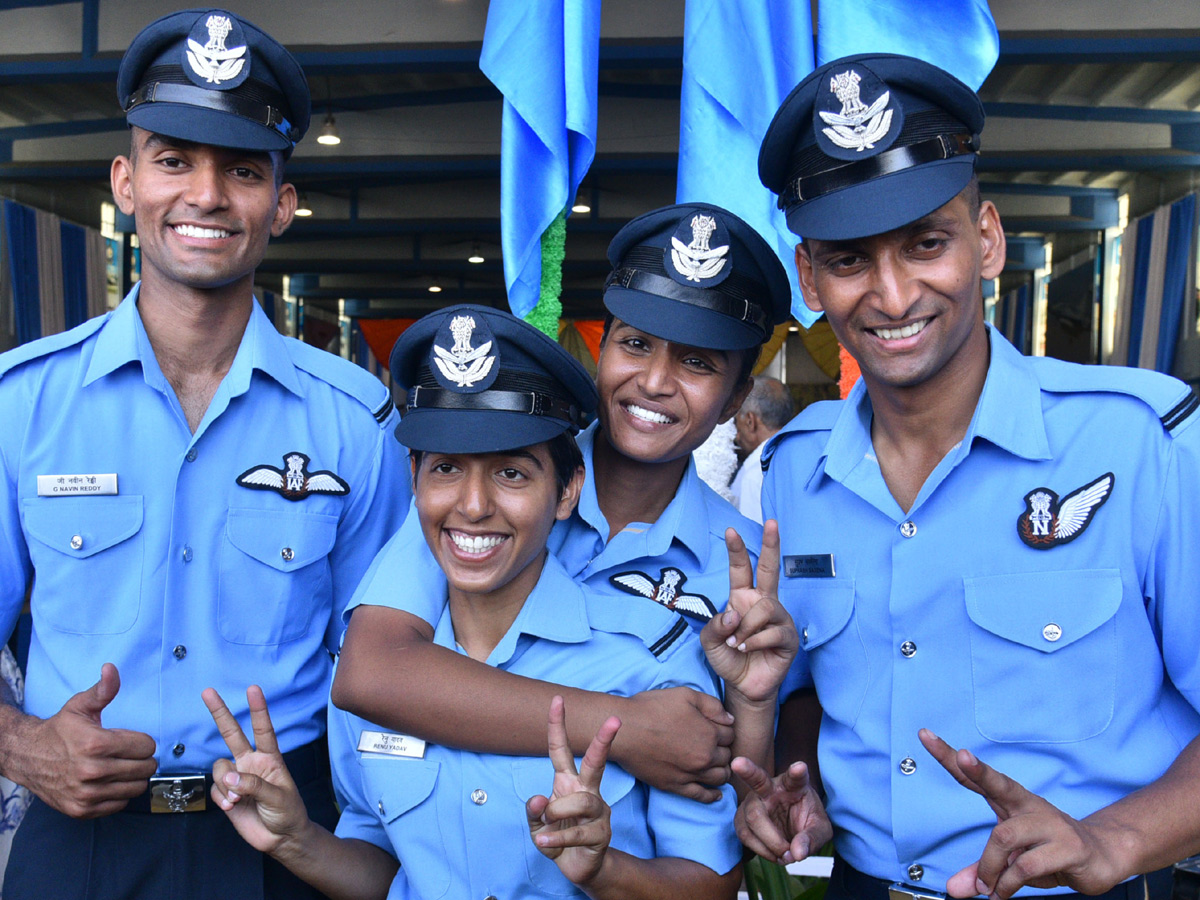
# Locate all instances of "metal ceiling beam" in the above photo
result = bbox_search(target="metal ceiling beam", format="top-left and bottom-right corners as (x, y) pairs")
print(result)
(1000, 34), (1200, 64)
(985, 101), (1200, 125)
(979, 181), (1117, 197)
(980, 151), (1200, 172)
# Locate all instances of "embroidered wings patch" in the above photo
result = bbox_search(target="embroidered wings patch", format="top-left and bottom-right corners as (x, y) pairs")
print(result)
(1017, 472), (1114, 549)
(610, 567), (717, 621)
(236, 452), (349, 502)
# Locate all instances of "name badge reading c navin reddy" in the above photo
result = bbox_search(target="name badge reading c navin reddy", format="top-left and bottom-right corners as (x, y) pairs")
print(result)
(357, 730), (427, 759)
(37, 474), (118, 496)
(783, 554), (836, 578)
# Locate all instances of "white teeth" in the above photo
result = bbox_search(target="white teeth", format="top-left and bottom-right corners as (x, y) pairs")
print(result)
(174, 224), (231, 239)
(449, 532), (505, 554)
(873, 319), (928, 341)
(627, 403), (672, 424)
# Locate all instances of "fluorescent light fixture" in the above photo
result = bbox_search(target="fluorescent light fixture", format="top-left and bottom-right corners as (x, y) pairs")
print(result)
(317, 112), (341, 146)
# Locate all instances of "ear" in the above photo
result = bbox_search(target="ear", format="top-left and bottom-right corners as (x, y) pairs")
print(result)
(111, 155), (136, 217)
(271, 182), (297, 237)
(717, 374), (754, 425)
(978, 200), (1006, 280)
(555, 465), (585, 521)
(795, 243), (823, 313)
(408, 453), (419, 491)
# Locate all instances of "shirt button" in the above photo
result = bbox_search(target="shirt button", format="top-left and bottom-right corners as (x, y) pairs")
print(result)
(182, 546), (193, 562)
(173, 645), (187, 660)
(899, 757), (917, 775)
(471, 788), (488, 805)
(908, 864), (925, 882)
(1043, 623), (1062, 642)
(900, 640), (917, 658)
(378, 799), (385, 816)
(172, 743), (185, 757)
(185, 447), (198, 463)
(484, 896), (498, 900)
(70, 534), (83, 550)
(899, 520), (917, 538)
(802, 627), (809, 642)
(281, 547), (294, 562)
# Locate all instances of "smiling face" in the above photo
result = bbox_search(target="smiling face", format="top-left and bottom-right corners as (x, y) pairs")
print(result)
(795, 188), (1005, 397)
(594, 319), (751, 466)
(414, 444), (583, 605)
(110, 128), (296, 298)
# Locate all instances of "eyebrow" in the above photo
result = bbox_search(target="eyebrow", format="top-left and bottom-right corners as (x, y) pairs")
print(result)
(504, 449), (546, 470)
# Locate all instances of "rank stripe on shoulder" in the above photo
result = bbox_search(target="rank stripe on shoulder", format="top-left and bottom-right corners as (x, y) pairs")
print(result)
(372, 399), (394, 423)
(649, 616), (688, 659)
(1162, 389), (1199, 433)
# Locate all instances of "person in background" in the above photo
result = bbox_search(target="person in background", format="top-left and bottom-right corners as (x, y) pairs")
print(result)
(730, 376), (795, 523)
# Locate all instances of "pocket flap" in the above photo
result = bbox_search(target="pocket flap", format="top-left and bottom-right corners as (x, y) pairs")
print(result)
(787, 580), (856, 650)
(22, 496), (143, 559)
(226, 508), (338, 571)
(964, 569), (1122, 653)
(359, 757), (439, 824)
(511, 757), (637, 806)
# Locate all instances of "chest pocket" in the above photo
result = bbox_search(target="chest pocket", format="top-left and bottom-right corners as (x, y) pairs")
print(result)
(965, 569), (1122, 743)
(22, 496), (144, 634)
(782, 579), (868, 728)
(358, 757), (450, 899)
(217, 508), (338, 645)
(512, 758), (639, 896)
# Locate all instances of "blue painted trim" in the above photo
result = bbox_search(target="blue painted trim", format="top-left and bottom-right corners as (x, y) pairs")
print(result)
(999, 34), (1200, 64)
(0, 117), (124, 140)
(980, 182), (1117, 198)
(980, 152), (1200, 172)
(81, 0), (97, 58)
(1000, 217), (1114, 234)
(986, 101), (1200, 126)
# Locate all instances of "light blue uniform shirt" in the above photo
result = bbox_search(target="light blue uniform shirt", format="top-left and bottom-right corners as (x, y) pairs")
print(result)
(329, 553), (740, 900)
(765, 327), (1200, 893)
(348, 421), (761, 632)
(0, 288), (410, 768)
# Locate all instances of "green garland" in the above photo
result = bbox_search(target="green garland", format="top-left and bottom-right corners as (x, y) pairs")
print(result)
(524, 208), (567, 338)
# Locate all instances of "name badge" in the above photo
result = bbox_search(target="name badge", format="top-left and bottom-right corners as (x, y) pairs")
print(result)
(37, 474), (118, 497)
(783, 554), (836, 578)
(357, 730), (426, 759)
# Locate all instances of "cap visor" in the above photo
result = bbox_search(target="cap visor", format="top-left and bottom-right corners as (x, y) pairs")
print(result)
(604, 287), (764, 351)
(395, 408), (572, 454)
(128, 103), (292, 152)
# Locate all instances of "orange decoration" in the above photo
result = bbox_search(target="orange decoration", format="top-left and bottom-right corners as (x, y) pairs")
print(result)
(838, 343), (861, 399)
(358, 319), (417, 371)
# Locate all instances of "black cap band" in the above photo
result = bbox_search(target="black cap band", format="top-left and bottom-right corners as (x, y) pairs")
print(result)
(409, 386), (584, 429)
(781, 132), (978, 208)
(125, 81), (298, 143)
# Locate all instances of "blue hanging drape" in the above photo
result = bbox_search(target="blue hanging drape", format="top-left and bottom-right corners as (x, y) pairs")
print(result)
(4, 201), (41, 345)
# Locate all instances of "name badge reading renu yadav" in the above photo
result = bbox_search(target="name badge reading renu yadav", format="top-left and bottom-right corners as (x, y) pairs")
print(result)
(783, 554), (836, 578)
(357, 730), (427, 759)
(37, 474), (118, 497)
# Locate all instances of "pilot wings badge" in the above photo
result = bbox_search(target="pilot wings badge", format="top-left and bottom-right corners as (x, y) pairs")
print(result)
(432, 315), (496, 389)
(610, 567), (717, 621)
(670, 215), (729, 283)
(236, 452), (350, 501)
(186, 14), (247, 86)
(1017, 472), (1114, 549)
(819, 70), (893, 153)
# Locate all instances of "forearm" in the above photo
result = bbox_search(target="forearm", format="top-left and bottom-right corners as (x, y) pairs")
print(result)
(1083, 734), (1200, 881)
(273, 821), (398, 900)
(725, 688), (778, 786)
(332, 607), (631, 758)
(774, 690), (822, 793)
(582, 851), (740, 900)
(0, 698), (40, 787)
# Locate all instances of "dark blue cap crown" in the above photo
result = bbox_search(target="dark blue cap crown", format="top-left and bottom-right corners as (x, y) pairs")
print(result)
(390, 305), (598, 454)
(760, 53), (984, 241)
(118, 9), (310, 152)
(604, 203), (791, 351)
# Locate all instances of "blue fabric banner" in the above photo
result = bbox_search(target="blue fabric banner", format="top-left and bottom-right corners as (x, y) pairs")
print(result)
(817, 0), (999, 91)
(480, 0), (600, 319)
(677, 0), (815, 324)
(4, 200), (41, 344)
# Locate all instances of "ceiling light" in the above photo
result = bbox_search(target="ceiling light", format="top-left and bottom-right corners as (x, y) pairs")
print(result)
(428, 284), (442, 293)
(570, 192), (590, 214)
(317, 112), (341, 146)
(788, 324), (800, 332)
(467, 243), (484, 264)
(294, 193), (313, 217)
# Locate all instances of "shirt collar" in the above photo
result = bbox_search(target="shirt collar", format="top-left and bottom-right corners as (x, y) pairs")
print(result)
(807, 324), (1051, 487)
(84, 285), (302, 398)
(574, 421), (712, 567)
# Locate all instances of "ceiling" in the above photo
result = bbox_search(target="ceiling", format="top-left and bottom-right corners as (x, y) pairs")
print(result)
(2, 0), (1200, 322)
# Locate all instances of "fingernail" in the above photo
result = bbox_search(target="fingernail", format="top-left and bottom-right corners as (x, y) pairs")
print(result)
(782, 851), (794, 865)
(725, 635), (738, 647)
(737, 642), (747, 653)
(976, 879), (988, 895)
(964, 750), (979, 766)
(227, 790), (240, 801)
(224, 772), (240, 787)
(723, 611), (736, 627)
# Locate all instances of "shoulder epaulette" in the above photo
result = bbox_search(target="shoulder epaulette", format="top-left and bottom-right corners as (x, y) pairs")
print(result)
(285, 338), (395, 425)
(761, 398), (844, 472)
(1032, 357), (1199, 435)
(587, 595), (691, 661)
(0, 314), (110, 379)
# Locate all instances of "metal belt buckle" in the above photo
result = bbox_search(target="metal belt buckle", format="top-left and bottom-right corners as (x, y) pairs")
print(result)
(888, 885), (947, 900)
(149, 775), (207, 813)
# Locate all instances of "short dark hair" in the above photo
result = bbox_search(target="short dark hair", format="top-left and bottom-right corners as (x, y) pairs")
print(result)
(741, 375), (794, 430)
(600, 311), (758, 391)
(410, 430), (583, 498)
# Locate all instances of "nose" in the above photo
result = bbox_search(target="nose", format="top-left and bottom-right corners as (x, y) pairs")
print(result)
(869, 251), (920, 319)
(637, 346), (676, 397)
(182, 158), (229, 212)
(457, 467), (493, 521)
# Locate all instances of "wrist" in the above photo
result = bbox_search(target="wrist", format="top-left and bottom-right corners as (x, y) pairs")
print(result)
(725, 686), (778, 715)
(1081, 815), (1142, 886)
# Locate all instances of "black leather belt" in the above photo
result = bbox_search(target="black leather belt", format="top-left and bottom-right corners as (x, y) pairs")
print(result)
(831, 858), (1173, 900)
(125, 738), (327, 814)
